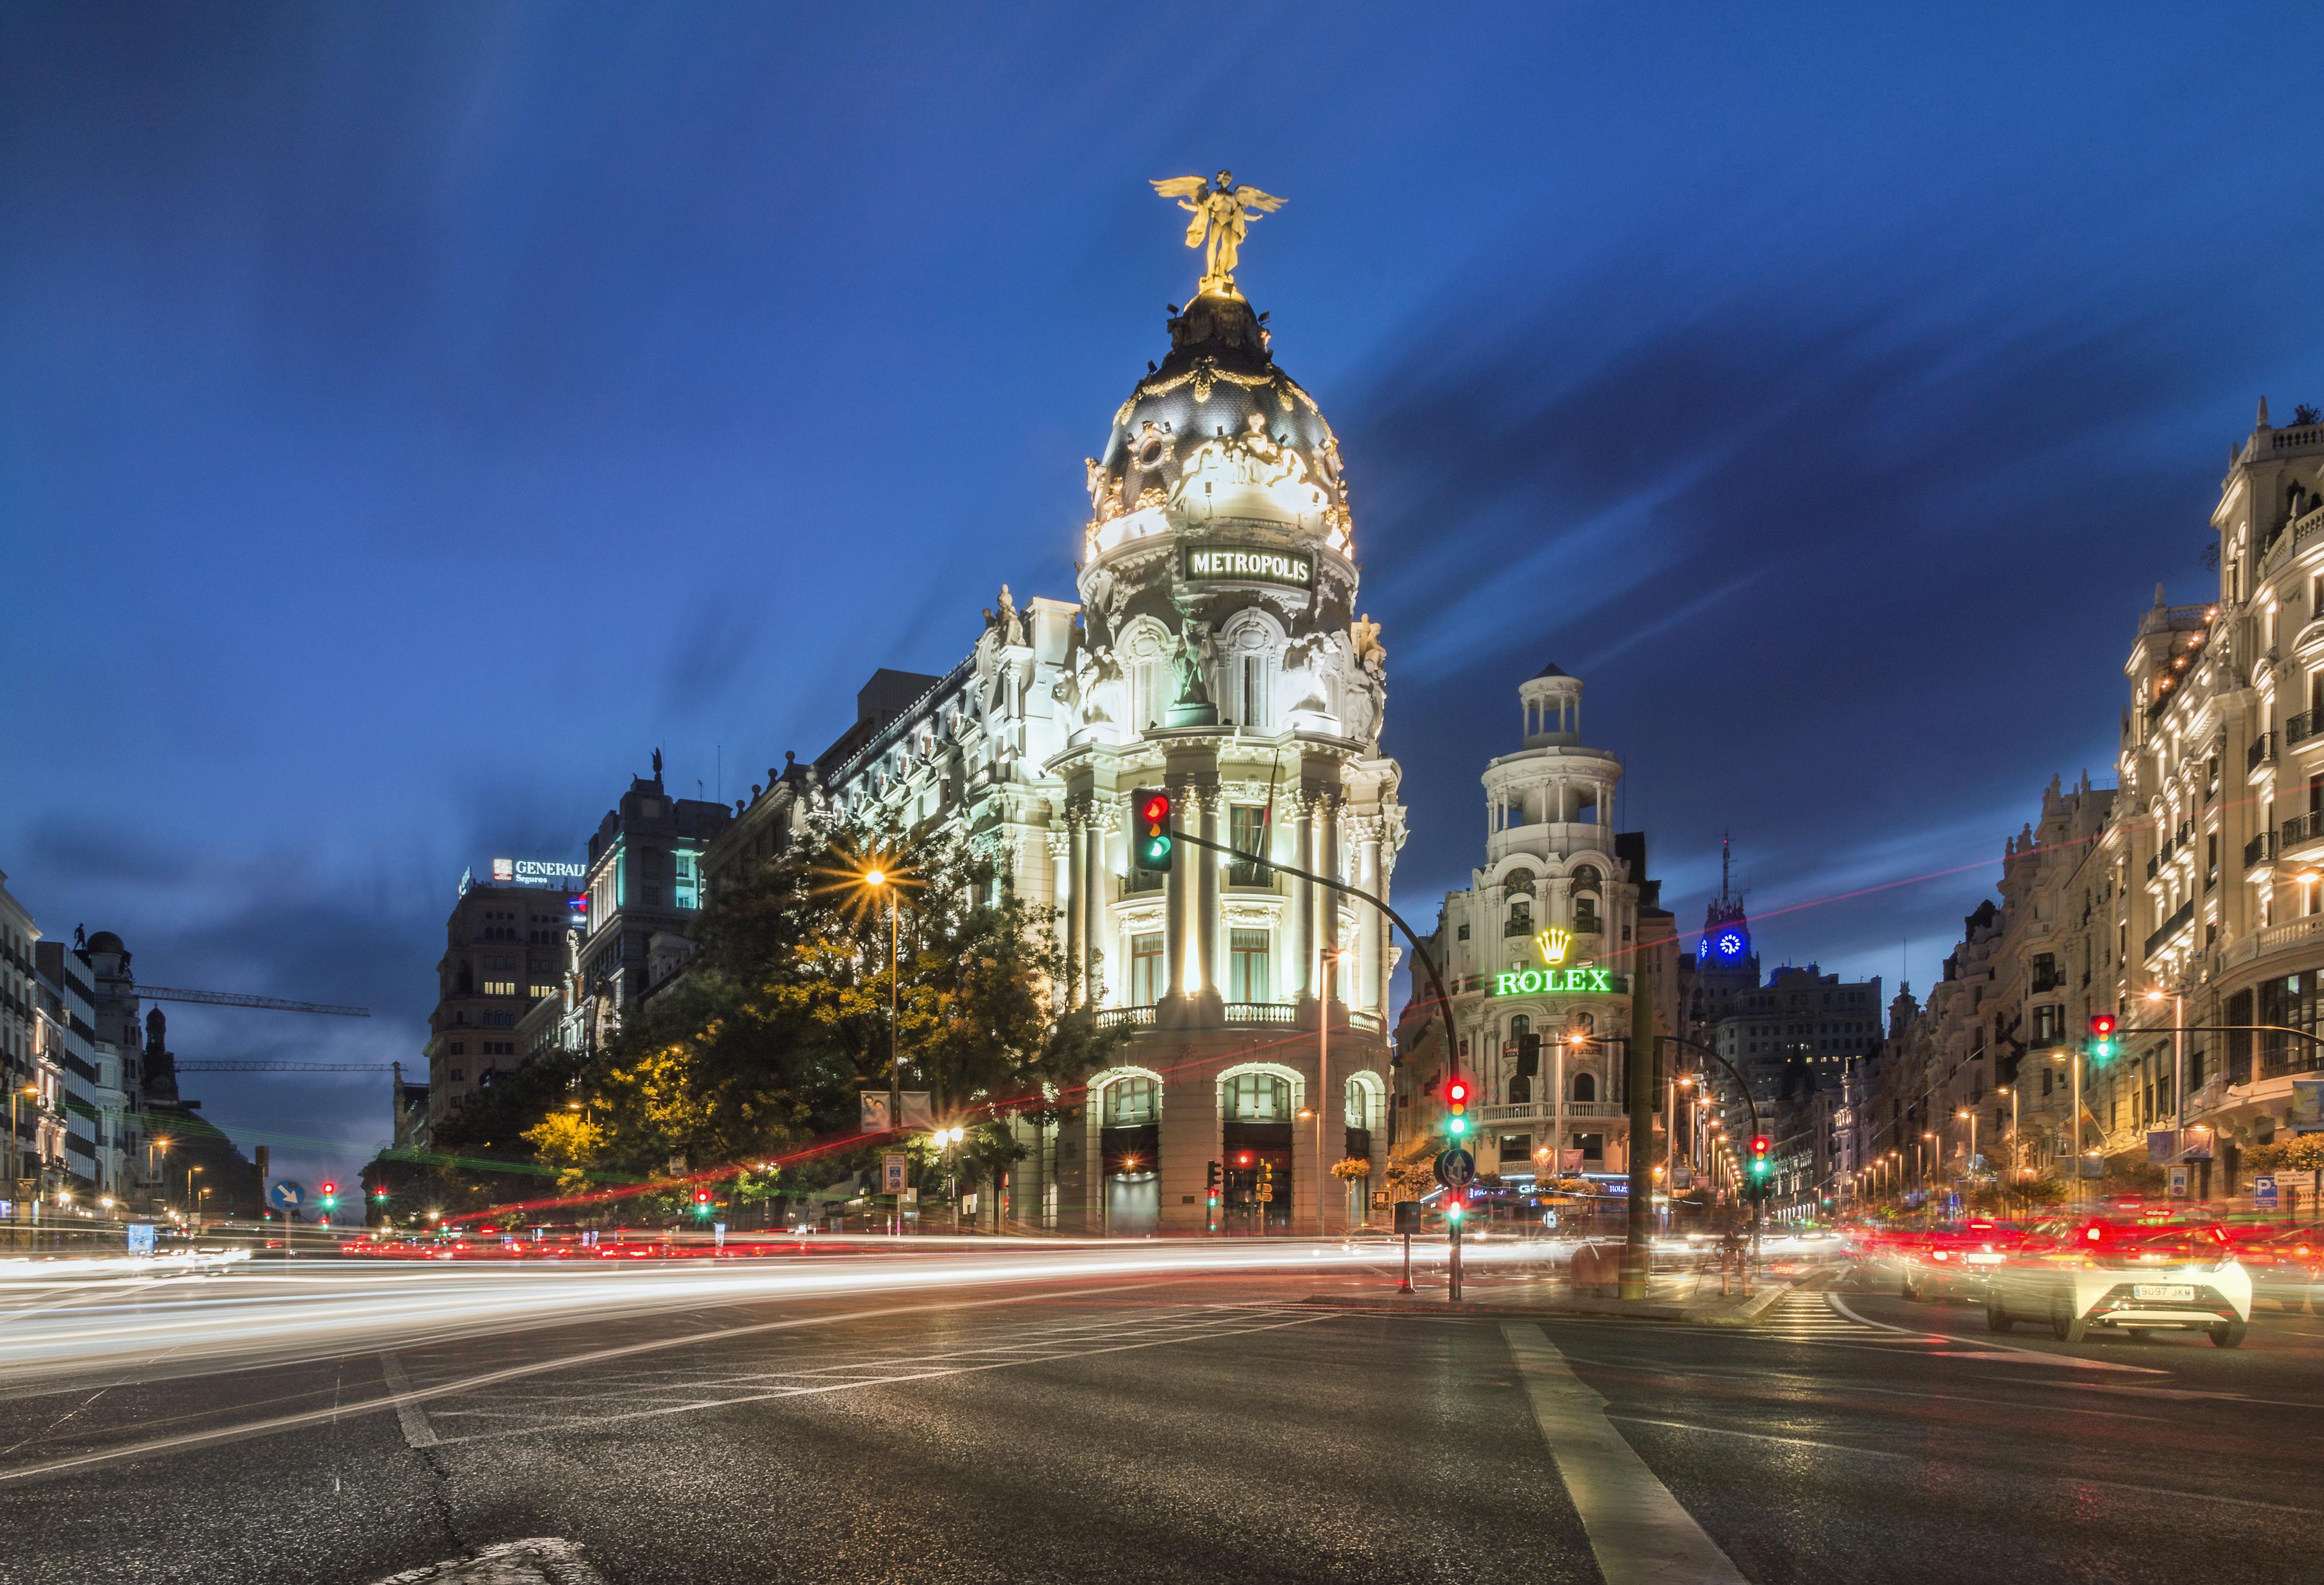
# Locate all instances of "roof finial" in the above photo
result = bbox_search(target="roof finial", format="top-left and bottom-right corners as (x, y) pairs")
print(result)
(2259, 395), (2272, 428)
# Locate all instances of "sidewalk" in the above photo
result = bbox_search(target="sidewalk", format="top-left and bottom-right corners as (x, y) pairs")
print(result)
(1298, 1257), (1803, 1326)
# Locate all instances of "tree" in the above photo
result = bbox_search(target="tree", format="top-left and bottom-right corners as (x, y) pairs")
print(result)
(571, 813), (1122, 1210)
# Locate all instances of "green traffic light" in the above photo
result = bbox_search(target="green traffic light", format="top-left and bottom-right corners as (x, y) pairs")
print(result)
(1447, 1116), (1467, 1136)
(1143, 836), (1171, 863)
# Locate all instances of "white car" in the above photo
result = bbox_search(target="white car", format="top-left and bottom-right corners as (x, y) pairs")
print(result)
(1985, 1218), (2252, 1347)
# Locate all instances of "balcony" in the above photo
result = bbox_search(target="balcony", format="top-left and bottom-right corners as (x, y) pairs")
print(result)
(2246, 832), (2274, 871)
(2250, 732), (2277, 772)
(2280, 814), (2324, 862)
(2288, 712), (2319, 749)
(2143, 898), (2196, 961)
(1476, 1100), (1627, 1125)
(1224, 1003), (1297, 1026)
(1095, 1007), (1155, 1030)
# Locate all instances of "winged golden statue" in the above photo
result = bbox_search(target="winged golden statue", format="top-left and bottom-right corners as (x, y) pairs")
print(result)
(1152, 170), (1286, 296)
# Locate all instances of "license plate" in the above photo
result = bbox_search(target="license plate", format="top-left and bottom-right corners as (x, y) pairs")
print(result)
(2132, 1284), (2195, 1302)
(1964, 1253), (2004, 1265)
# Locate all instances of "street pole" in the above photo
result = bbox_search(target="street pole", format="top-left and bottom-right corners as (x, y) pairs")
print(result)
(887, 892), (900, 1237)
(1316, 947), (1334, 1238)
(2071, 1043), (2083, 1209)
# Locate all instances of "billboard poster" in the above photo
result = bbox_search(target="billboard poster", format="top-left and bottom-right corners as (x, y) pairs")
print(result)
(2291, 1079), (2324, 1131)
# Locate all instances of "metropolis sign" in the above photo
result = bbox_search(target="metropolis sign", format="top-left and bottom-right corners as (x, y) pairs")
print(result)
(1492, 966), (1627, 996)
(1182, 543), (1313, 588)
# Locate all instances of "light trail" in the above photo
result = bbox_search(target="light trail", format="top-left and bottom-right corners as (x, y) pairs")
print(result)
(0, 1238), (1542, 1393)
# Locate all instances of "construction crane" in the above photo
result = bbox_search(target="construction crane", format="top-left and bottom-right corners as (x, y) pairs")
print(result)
(173, 1061), (396, 1073)
(138, 986), (370, 1017)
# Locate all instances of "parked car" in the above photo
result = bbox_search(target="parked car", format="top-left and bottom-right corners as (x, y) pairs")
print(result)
(1984, 1218), (2251, 1346)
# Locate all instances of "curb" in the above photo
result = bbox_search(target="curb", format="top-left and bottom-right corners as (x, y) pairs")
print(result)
(1298, 1275), (1810, 1328)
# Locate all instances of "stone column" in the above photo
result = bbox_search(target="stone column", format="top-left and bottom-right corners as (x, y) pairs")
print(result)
(1317, 794), (1343, 1002)
(1355, 816), (1384, 1019)
(1049, 826), (1076, 1011)
(1198, 786), (1221, 997)
(1165, 781), (1188, 1001)
(1082, 804), (1106, 1004)
(1291, 794), (1315, 1002)
(1064, 813), (1083, 999)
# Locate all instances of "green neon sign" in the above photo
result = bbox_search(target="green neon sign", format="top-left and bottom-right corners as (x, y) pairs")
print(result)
(1492, 966), (1626, 996)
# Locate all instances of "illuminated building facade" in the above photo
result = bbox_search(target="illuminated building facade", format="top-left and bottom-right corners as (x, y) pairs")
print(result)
(801, 283), (1406, 1235)
(1396, 665), (1682, 1186)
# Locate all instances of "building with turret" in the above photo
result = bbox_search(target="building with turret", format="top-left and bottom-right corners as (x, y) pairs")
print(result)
(1392, 663), (1682, 1187)
(749, 262), (1407, 1236)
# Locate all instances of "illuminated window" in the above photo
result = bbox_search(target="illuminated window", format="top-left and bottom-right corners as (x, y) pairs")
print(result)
(1239, 655), (1271, 731)
(1228, 1072), (1290, 1121)
(483, 981), (517, 997)
(530, 984), (558, 999)
(1130, 933), (1164, 1006)
(674, 850), (700, 909)
(1229, 930), (1270, 1003)
(1228, 806), (1271, 884)
(1106, 1076), (1158, 1125)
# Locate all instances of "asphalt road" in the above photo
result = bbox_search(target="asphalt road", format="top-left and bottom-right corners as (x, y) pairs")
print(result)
(2, 1252), (2319, 1584)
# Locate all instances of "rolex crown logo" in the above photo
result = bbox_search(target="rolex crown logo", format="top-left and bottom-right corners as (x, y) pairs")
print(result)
(1535, 927), (1572, 966)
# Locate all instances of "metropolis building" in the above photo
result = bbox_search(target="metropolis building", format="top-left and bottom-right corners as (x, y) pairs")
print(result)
(720, 252), (1407, 1235)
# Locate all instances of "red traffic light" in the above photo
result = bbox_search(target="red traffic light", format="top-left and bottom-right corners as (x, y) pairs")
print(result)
(1139, 791), (1171, 826)
(2089, 1013), (2117, 1037)
(1234, 1151), (1253, 1167)
(1444, 1078), (1471, 1106)
(693, 1189), (712, 1204)
(320, 1181), (337, 1195)
(1748, 1136), (1770, 1155)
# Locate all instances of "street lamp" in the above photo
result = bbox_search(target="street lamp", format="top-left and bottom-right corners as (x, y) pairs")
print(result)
(1315, 943), (1345, 1237)
(188, 1166), (204, 1230)
(2145, 985), (2188, 1144)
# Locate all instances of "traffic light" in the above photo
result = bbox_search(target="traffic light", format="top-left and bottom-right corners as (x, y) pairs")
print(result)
(692, 1188), (715, 1218)
(2089, 1012), (2118, 1065)
(1234, 1150), (1254, 1168)
(1205, 1160), (1221, 1207)
(1514, 1032), (1541, 1079)
(1747, 1135), (1771, 1199)
(1444, 1075), (1471, 1139)
(319, 1181), (338, 1212)
(1131, 788), (1174, 873)
(1445, 1191), (1465, 1225)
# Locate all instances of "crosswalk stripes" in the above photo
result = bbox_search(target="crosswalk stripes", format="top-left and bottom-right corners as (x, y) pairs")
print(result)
(1754, 1289), (1885, 1341)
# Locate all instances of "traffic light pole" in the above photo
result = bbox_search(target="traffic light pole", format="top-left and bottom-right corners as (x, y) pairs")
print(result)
(1166, 822), (1467, 1298)
(1654, 1035), (1764, 1293)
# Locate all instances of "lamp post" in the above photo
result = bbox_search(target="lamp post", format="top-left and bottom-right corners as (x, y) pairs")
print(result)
(1316, 943), (1343, 1237)
(8, 1084), (34, 1241)
(188, 1166), (203, 1232)
(2145, 985), (2186, 1147)
(1997, 1084), (2018, 1188)
(1920, 1131), (1935, 1225)
(1956, 1108), (1977, 1194)
(861, 864), (906, 1236)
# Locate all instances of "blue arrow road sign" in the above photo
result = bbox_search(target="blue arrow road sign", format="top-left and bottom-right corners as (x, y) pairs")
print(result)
(267, 1179), (305, 1211)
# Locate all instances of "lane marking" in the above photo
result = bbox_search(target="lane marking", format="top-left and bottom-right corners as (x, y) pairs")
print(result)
(1826, 1294), (2163, 1373)
(376, 1354), (437, 1449)
(0, 1278), (1175, 1486)
(1502, 1323), (1748, 1585)
(424, 1312), (1335, 1447)
(1608, 1413), (2324, 1518)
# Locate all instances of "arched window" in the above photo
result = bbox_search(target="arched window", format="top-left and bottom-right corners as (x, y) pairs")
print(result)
(1572, 1071), (1597, 1102)
(1227, 1072), (1291, 1121)
(1105, 1075), (1158, 1125)
(1344, 1075), (1377, 1131)
(1505, 868), (1537, 896)
(1506, 899), (1532, 938)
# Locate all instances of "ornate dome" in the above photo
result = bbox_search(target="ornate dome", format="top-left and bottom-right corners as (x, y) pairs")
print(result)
(86, 930), (125, 954)
(1082, 294), (1351, 560)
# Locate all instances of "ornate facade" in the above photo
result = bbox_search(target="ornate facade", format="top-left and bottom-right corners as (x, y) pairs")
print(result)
(773, 282), (1405, 1235)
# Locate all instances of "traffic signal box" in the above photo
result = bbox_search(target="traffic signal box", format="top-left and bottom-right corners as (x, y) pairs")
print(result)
(1747, 1135), (1772, 1202)
(319, 1180), (337, 1224)
(2089, 1012), (2118, 1066)
(1206, 1161), (1221, 1230)
(1132, 788), (1174, 873)
(1444, 1076), (1471, 1139)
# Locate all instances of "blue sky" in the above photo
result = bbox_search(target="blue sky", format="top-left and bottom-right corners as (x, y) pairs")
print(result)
(6, 2), (2323, 1188)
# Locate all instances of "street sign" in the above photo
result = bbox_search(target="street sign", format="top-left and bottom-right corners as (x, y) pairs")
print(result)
(267, 1179), (304, 1211)
(1434, 1148), (1476, 1188)
(1393, 1201), (1423, 1234)
(2167, 1164), (2190, 1199)
(2255, 1174), (2280, 1207)
(882, 1153), (909, 1194)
